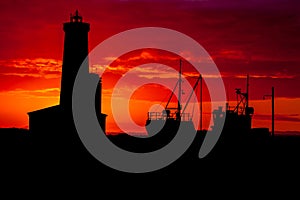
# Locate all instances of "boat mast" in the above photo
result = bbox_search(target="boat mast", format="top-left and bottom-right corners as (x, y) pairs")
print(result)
(246, 74), (249, 113)
(200, 74), (202, 131)
(178, 59), (182, 115)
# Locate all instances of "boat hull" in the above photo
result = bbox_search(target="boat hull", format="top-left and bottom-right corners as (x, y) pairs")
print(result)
(146, 119), (195, 139)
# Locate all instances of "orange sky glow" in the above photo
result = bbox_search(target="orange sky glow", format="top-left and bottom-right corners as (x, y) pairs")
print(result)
(0, 0), (300, 135)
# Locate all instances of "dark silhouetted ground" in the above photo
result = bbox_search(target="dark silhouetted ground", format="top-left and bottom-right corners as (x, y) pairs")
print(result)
(1, 128), (299, 194)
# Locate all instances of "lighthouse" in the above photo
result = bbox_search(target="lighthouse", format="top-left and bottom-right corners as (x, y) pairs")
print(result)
(28, 10), (106, 138)
(60, 10), (90, 107)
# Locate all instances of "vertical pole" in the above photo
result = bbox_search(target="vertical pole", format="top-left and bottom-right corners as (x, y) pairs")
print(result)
(272, 86), (275, 137)
(246, 74), (249, 111)
(99, 77), (102, 115)
(200, 74), (203, 131)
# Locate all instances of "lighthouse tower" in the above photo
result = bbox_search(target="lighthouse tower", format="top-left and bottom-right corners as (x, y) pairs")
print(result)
(60, 10), (90, 107)
(28, 10), (106, 137)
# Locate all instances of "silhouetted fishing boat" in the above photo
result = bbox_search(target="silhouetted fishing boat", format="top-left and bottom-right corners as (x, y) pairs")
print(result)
(211, 75), (270, 141)
(145, 60), (200, 138)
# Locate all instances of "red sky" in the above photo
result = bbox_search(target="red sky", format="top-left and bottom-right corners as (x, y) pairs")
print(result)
(0, 0), (300, 134)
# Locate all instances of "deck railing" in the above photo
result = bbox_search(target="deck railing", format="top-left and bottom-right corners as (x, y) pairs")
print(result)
(147, 111), (192, 121)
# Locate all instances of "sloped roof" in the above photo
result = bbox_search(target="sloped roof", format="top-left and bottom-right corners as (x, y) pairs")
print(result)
(27, 105), (60, 115)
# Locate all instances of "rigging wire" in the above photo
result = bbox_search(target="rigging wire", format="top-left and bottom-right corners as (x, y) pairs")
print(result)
(153, 80), (179, 112)
(190, 84), (198, 120)
(152, 73), (200, 113)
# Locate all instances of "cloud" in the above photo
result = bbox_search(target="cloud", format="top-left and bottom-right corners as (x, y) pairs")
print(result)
(91, 64), (128, 74)
(103, 57), (120, 62)
(255, 114), (300, 122)
(132, 64), (178, 79)
(222, 73), (296, 80)
(93, 49), (219, 79)
(111, 50), (178, 64)
(2, 88), (60, 99)
(213, 49), (249, 61)
(0, 58), (61, 92)
(0, 58), (62, 79)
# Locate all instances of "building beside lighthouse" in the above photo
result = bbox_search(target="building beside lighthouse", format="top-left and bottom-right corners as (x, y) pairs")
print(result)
(28, 11), (106, 143)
